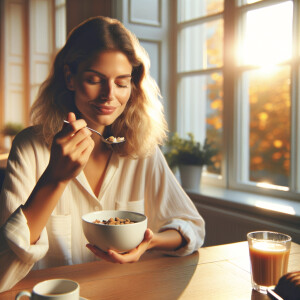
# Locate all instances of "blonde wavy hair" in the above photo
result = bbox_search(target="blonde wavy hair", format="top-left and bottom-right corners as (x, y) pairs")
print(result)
(30, 16), (167, 158)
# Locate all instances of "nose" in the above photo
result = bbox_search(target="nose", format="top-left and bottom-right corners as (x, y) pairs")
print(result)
(100, 80), (114, 101)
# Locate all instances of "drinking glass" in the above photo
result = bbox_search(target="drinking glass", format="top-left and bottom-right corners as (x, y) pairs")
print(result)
(247, 231), (292, 294)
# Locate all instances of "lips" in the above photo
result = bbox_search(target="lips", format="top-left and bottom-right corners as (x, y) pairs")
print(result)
(91, 104), (116, 115)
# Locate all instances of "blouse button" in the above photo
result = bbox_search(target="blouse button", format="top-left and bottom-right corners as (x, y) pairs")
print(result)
(94, 206), (100, 211)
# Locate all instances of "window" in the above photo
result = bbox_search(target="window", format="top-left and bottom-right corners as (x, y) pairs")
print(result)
(176, 0), (224, 177)
(175, 0), (300, 200)
(0, 0), (66, 148)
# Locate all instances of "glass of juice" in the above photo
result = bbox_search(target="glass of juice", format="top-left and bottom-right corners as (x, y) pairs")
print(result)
(247, 231), (292, 294)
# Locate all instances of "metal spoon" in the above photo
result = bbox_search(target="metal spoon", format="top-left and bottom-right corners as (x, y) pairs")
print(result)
(63, 120), (125, 144)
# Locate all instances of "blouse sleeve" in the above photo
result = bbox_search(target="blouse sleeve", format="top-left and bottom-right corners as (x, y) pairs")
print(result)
(145, 147), (205, 256)
(0, 129), (49, 292)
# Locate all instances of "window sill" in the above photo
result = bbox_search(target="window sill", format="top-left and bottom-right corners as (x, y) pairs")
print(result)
(187, 185), (300, 226)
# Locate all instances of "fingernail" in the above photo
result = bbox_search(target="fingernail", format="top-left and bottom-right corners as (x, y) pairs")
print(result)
(86, 244), (93, 250)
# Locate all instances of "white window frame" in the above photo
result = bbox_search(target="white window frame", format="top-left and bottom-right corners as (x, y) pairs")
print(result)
(174, 0), (300, 201)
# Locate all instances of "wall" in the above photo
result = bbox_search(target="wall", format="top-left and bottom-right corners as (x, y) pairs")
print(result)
(66, 0), (112, 34)
(190, 193), (300, 247)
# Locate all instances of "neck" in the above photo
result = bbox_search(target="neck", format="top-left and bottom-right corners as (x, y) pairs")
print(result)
(91, 136), (112, 157)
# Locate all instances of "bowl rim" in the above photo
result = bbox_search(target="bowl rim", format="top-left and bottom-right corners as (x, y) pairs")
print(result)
(82, 210), (147, 226)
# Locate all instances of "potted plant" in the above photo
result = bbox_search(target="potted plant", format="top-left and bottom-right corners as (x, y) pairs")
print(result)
(1, 122), (24, 145)
(164, 132), (218, 190)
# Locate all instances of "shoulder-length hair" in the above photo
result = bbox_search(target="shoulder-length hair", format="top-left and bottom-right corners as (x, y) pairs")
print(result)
(30, 16), (167, 158)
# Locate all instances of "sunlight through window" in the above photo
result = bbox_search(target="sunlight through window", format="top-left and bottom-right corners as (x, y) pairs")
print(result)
(240, 1), (293, 67)
(256, 182), (289, 192)
(255, 200), (295, 215)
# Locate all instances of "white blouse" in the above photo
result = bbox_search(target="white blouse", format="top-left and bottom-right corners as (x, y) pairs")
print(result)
(0, 127), (205, 292)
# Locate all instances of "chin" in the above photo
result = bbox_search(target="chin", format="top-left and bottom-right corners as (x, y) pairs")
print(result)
(97, 113), (123, 125)
(95, 116), (118, 127)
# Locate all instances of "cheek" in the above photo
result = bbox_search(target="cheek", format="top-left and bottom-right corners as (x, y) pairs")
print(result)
(75, 79), (99, 96)
(118, 88), (132, 105)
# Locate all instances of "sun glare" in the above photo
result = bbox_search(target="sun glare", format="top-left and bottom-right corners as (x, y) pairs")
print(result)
(256, 182), (289, 192)
(240, 1), (293, 67)
(255, 200), (295, 215)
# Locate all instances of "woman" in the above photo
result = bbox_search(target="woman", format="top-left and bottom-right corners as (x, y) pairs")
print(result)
(0, 16), (205, 291)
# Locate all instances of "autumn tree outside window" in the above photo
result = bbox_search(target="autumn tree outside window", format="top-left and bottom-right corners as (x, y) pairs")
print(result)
(175, 0), (300, 201)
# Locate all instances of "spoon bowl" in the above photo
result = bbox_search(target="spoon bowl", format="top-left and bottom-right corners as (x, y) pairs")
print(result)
(63, 120), (125, 144)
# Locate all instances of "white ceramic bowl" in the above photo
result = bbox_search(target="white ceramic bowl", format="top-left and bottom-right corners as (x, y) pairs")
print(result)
(82, 210), (147, 252)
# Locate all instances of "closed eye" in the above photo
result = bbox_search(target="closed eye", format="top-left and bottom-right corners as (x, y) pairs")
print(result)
(116, 79), (131, 88)
(86, 76), (104, 84)
(116, 83), (129, 88)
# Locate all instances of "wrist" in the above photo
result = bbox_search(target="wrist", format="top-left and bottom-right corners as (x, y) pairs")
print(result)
(43, 166), (70, 187)
(147, 229), (185, 252)
(148, 232), (159, 250)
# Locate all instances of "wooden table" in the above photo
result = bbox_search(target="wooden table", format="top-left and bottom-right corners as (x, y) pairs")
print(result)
(1, 241), (300, 300)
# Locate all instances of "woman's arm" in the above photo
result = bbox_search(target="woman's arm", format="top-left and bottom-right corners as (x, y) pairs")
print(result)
(86, 228), (186, 264)
(0, 113), (94, 292)
(148, 228), (187, 251)
(22, 172), (68, 244)
(22, 113), (94, 244)
(145, 147), (205, 256)
(86, 147), (203, 264)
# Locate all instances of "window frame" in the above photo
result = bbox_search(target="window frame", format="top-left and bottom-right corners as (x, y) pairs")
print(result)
(0, 0), (66, 150)
(174, 0), (300, 201)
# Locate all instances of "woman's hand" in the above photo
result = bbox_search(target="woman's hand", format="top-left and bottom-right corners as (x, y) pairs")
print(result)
(46, 112), (94, 183)
(23, 111), (94, 244)
(86, 228), (154, 264)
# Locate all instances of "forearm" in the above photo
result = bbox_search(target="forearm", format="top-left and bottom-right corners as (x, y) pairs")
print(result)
(22, 168), (68, 244)
(148, 229), (187, 252)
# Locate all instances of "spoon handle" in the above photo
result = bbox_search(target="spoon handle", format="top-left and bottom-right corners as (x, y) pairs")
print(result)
(63, 120), (103, 137)
(85, 126), (103, 136)
(63, 120), (125, 144)
(64, 120), (103, 137)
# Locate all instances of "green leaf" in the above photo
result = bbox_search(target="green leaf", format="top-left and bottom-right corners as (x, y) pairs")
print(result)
(163, 132), (218, 168)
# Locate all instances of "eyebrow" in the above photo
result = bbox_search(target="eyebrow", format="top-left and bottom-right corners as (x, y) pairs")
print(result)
(85, 69), (132, 79)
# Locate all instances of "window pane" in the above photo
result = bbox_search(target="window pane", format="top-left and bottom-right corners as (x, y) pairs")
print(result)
(178, 18), (223, 72)
(239, 1), (293, 66)
(237, 0), (263, 5)
(246, 0), (262, 3)
(55, 0), (66, 50)
(177, 74), (223, 175)
(177, 0), (223, 23)
(246, 66), (291, 186)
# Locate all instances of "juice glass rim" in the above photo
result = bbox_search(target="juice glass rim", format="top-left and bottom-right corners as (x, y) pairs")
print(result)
(247, 231), (292, 243)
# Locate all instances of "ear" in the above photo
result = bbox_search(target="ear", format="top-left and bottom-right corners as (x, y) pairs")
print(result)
(64, 65), (75, 91)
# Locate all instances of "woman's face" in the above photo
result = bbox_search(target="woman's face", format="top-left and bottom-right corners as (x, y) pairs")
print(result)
(70, 50), (132, 130)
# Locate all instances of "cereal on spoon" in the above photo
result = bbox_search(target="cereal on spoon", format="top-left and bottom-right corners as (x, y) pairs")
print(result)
(106, 136), (125, 143)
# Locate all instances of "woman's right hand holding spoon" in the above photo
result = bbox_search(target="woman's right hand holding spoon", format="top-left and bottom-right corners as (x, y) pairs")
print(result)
(46, 112), (95, 183)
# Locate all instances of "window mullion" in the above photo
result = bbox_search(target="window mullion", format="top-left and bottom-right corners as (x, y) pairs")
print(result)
(223, 0), (237, 189)
(290, 0), (300, 192)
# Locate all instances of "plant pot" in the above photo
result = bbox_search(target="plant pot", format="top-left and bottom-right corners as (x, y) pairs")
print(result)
(179, 165), (203, 190)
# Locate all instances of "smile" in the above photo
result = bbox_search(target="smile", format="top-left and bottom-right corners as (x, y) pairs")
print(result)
(92, 104), (116, 115)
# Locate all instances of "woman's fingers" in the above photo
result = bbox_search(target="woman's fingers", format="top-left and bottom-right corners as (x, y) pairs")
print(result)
(67, 112), (76, 123)
(57, 118), (88, 140)
(56, 116), (93, 157)
(86, 244), (117, 263)
(86, 229), (154, 264)
(47, 114), (94, 182)
(53, 127), (92, 162)
(109, 229), (153, 264)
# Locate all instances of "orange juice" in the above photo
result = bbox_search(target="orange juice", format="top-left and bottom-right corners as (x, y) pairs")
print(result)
(249, 241), (290, 287)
